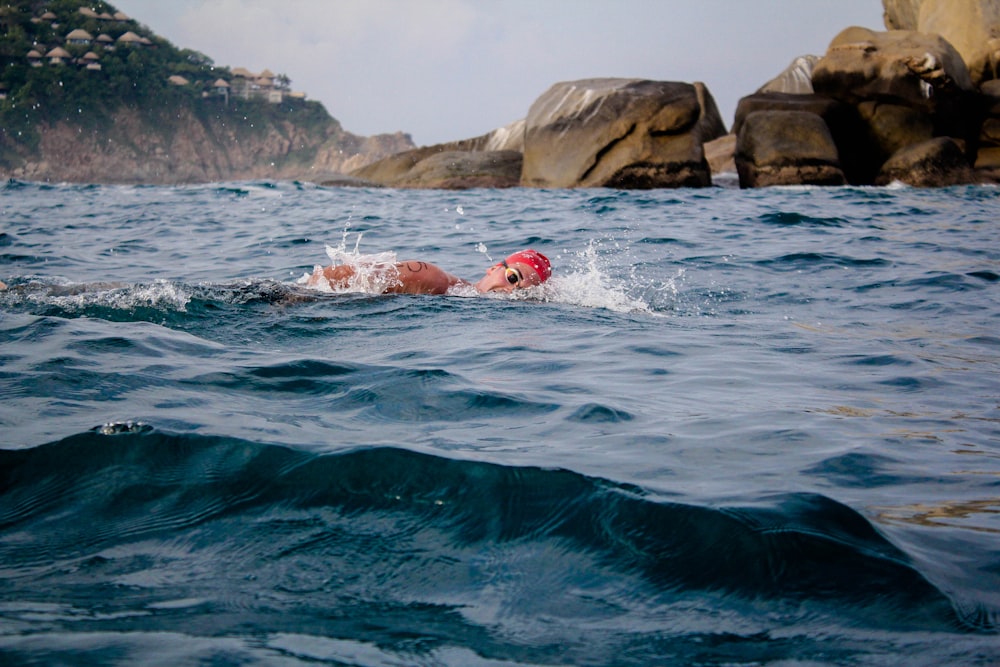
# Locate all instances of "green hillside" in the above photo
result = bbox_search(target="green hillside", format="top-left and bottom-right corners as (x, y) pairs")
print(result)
(0, 0), (340, 170)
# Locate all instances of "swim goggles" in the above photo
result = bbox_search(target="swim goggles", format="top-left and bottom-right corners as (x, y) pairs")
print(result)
(501, 260), (522, 285)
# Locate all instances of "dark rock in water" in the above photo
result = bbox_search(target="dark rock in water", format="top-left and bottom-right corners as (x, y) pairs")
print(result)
(876, 136), (974, 186)
(734, 92), (871, 185)
(734, 15), (998, 188)
(856, 101), (935, 160)
(975, 80), (1000, 183)
(735, 110), (847, 188)
(733, 92), (850, 137)
(521, 78), (726, 188)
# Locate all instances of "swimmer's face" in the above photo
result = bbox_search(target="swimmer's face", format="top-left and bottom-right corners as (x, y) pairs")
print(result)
(474, 260), (545, 293)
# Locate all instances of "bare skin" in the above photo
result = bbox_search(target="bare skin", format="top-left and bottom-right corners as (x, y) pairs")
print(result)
(306, 256), (547, 295)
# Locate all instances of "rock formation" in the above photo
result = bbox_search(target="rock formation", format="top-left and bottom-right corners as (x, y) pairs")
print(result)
(976, 79), (1000, 181)
(351, 80), (728, 189)
(3, 107), (414, 184)
(732, 0), (1000, 189)
(735, 110), (847, 187)
(520, 79), (726, 188)
(347, 120), (524, 188)
(883, 0), (1000, 85)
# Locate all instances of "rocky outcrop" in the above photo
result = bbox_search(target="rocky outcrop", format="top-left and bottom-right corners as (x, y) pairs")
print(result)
(812, 27), (975, 133)
(735, 110), (847, 187)
(1, 107), (414, 185)
(521, 78), (726, 188)
(349, 148), (522, 189)
(875, 136), (973, 185)
(757, 55), (822, 95)
(347, 120), (525, 188)
(976, 79), (1000, 181)
(883, 0), (1000, 86)
(734, 12), (1000, 189)
(353, 80), (729, 190)
(733, 92), (870, 184)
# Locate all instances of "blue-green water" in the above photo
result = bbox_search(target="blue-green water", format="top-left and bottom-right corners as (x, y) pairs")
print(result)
(1, 180), (998, 665)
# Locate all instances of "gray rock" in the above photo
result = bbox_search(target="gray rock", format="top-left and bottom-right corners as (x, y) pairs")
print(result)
(735, 110), (847, 188)
(875, 136), (974, 186)
(521, 78), (726, 188)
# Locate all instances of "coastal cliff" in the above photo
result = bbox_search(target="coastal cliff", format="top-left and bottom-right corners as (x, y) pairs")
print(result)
(6, 103), (414, 184)
(0, 0), (414, 184)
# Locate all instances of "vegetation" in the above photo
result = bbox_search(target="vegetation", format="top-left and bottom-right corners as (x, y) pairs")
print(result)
(0, 0), (338, 167)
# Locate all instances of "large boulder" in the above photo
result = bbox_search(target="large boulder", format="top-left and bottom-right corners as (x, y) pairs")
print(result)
(883, 0), (1000, 86)
(733, 92), (871, 184)
(812, 26), (975, 136)
(704, 134), (736, 176)
(757, 55), (821, 95)
(856, 100), (935, 160)
(349, 147), (522, 189)
(735, 110), (847, 188)
(520, 78), (727, 188)
(348, 121), (526, 188)
(975, 79), (1000, 181)
(875, 136), (974, 185)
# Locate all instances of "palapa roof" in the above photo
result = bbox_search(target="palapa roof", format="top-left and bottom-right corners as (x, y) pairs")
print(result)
(97, 34), (114, 43)
(114, 12), (130, 21)
(27, 49), (42, 58)
(167, 75), (190, 86)
(213, 79), (231, 88)
(45, 47), (71, 58)
(82, 51), (100, 61)
(66, 29), (94, 40)
(117, 31), (142, 43)
(40, 11), (57, 20)
(231, 67), (254, 78)
(78, 7), (98, 18)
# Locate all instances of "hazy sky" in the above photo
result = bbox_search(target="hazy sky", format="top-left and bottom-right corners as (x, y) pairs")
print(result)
(111, 0), (886, 146)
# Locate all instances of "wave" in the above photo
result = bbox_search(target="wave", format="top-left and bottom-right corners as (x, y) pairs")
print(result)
(0, 426), (990, 641)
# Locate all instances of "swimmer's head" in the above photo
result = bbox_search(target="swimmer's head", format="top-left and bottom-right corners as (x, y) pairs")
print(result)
(475, 248), (551, 293)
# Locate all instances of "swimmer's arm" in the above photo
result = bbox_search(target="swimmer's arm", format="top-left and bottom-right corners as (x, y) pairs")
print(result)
(388, 261), (468, 295)
(307, 264), (356, 289)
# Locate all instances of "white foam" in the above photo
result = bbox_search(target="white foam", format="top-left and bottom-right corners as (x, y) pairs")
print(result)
(297, 232), (400, 294)
(30, 279), (192, 312)
(509, 242), (678, 315)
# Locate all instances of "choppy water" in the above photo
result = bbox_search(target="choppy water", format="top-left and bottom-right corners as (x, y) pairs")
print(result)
(1, 179), (998, 666)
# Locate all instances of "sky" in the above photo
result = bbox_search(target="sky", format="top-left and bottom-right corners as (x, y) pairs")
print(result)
(111, 0), (886, 147)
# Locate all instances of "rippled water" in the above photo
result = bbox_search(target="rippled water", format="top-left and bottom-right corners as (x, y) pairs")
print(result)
(1, 180), (998, 665)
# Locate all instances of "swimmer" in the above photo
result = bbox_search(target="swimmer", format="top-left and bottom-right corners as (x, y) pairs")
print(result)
(305, 248), (552, 295)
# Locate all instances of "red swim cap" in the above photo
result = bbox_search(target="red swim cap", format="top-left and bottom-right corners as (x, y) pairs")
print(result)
(505, 249), (552, 282)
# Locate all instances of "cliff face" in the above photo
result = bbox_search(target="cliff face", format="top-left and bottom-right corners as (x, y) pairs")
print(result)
(1, 106), (415, 184)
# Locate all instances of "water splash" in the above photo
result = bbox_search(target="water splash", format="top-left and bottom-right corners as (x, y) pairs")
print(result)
(1, 278), (193, 313)
(297, 231), (400, 294)
(538, 239), (679, 314)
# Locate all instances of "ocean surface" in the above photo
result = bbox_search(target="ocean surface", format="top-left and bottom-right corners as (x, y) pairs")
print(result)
(1, 178), (998, 666)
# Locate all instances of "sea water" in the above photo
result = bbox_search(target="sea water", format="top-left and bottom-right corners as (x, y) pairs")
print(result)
(0, 179), (998, 666)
